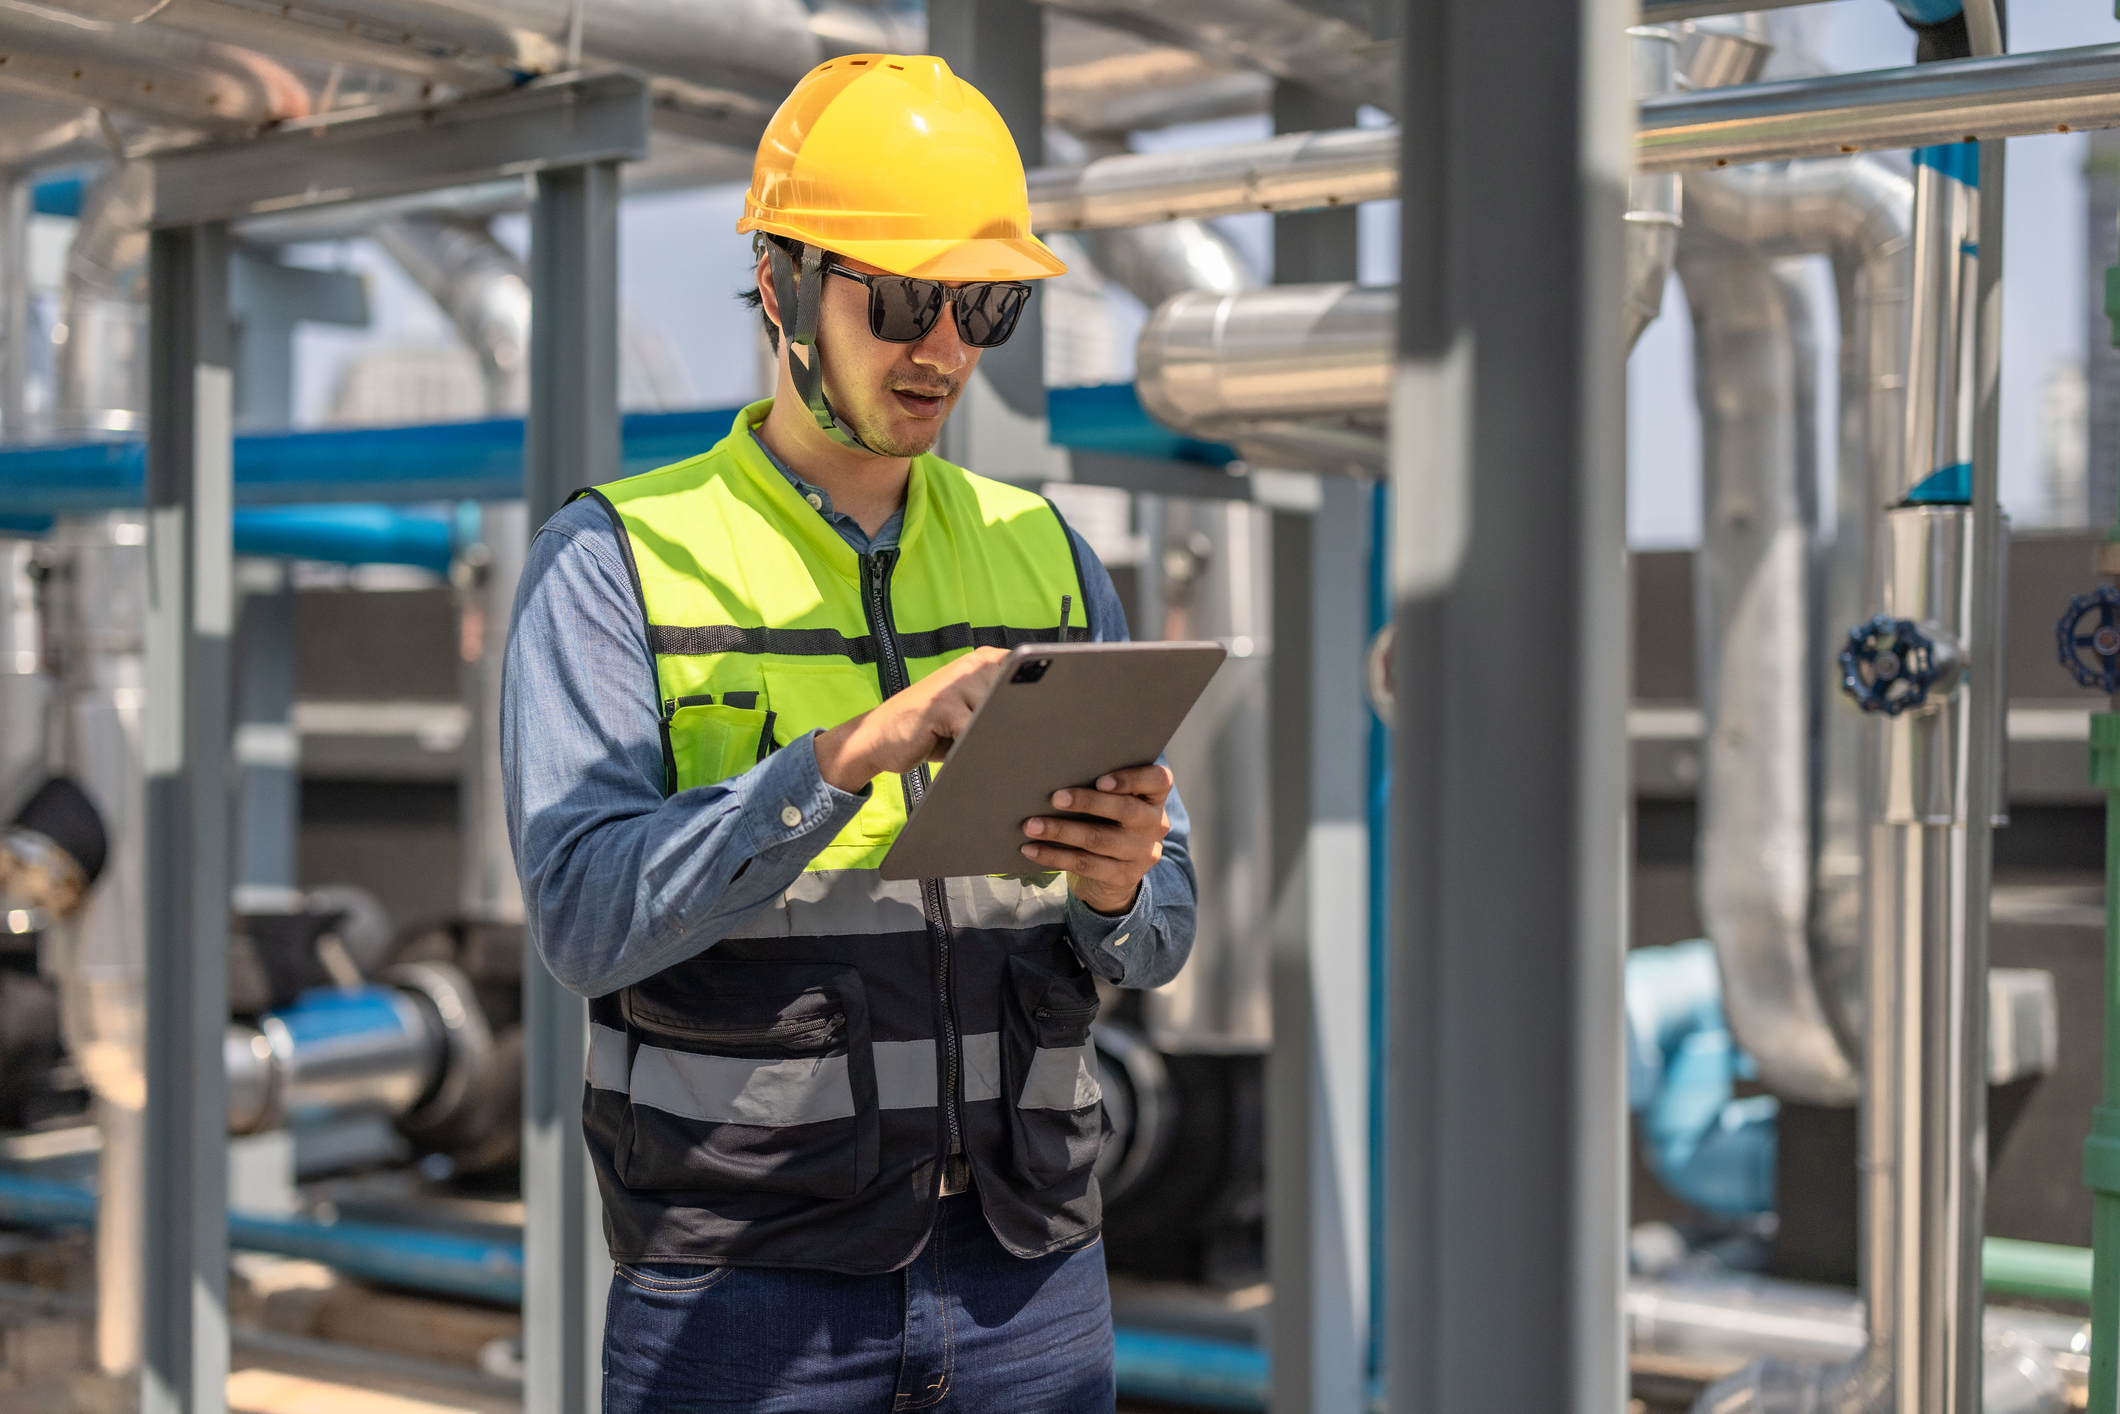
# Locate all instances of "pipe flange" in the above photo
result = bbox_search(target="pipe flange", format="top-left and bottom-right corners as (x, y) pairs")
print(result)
(384, 961), (494, 1138)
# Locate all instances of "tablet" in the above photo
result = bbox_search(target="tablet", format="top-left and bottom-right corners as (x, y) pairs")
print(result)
(878, 641), (1227, 882)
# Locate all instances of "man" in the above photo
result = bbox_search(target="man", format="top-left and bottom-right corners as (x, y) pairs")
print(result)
(502, 52), (1197, 1414)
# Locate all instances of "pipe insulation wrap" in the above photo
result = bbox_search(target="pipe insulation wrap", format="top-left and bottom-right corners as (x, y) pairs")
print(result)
(1134, 283), (1392, 429)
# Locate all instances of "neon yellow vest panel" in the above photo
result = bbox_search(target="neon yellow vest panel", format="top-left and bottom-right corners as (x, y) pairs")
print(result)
(585, 401), (1086, 872)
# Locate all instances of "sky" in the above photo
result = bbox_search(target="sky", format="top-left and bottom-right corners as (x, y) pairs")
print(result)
(282, 2), (2120, 547)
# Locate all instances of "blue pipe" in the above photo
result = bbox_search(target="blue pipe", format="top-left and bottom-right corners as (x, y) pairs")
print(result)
(31, 172), (86, 220)
(231, 505), (454, 574)
(0, 389), (1236, 516)
(0, 1171), (524, 1305)
(1112, 1329), (1268, 1411)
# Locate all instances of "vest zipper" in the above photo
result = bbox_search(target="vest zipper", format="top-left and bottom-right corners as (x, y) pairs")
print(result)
(860, 551), (966, 1173)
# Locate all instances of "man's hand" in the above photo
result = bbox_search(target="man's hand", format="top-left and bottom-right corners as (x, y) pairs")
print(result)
(1020, 764), (1173, 915)
(813, 647), (1009, 793)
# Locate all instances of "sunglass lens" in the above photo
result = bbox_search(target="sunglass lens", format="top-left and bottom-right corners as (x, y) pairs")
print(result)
(869, 277), (945, 342)
(955, 283), (1030, 347)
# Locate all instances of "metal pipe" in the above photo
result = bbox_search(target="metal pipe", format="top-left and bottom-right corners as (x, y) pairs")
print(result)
(1027, 0), (1392, 114)
(1134, 282), (1390, 471)
(1636, 43), (2120, 174)
(56, 163), (150, 438)
(1676, 232), (1850, 1105)
(1630, 1276), (2079, 1413)
(0, 5), (314, 136)
(373, 219), (531, 415)
(1678, 157), (1914, 1067)
(1625, 26), (1684, 352)
(1029, 126), (1396, 235)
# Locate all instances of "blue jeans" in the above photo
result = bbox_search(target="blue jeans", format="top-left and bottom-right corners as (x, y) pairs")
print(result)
(602, 1194), (1115, 1413)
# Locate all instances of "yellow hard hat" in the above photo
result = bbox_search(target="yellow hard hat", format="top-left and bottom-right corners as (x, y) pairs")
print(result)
(738, 53), (1066, 282)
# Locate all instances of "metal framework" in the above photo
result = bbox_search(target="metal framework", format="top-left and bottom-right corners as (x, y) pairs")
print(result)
(140, 74), (648, 1414)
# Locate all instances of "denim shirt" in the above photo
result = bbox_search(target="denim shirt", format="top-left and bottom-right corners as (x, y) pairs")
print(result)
(501, 436), (1196, 999)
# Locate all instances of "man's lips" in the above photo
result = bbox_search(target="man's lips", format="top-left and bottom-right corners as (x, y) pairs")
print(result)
(890, 388), (949, 416)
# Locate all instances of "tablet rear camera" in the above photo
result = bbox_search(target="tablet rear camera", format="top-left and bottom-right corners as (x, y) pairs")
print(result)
(1012, 659), (1051, 684)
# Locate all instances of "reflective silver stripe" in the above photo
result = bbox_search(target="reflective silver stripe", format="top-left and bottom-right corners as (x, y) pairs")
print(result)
(944, 875), (1069, 931)
(588, 1023), (630, 1094)
(629, 1046), (854, 1127)
(1018, 1043), (1102, 1111)
(874, 1039), (938, 1110)
(727, 869), (1069, 939)
(961, 1031), (1002, 1103)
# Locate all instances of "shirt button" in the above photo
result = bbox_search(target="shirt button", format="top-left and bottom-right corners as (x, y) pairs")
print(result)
(805, 493), (824, 510)
(780, 805), (803, 828)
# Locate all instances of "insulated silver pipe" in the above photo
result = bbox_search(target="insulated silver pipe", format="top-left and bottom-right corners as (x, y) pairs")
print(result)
(1029, 127), (1398, 234)
(1638, 42), (2120, 173)
(1674, 233), (1852, 1105)
(56, 163), (150, 438)
(374, 219), (531, 415)
(1625, 26), (1685, 352)
(1672, 155), (1914, 1103)
(1134, 282), (1389, 472)
(1029, 0), (1392, 114)
(1680, 158), (1914, 1064)
(1630, 1276), (2078, 1413)
(0, 5), (315, 136)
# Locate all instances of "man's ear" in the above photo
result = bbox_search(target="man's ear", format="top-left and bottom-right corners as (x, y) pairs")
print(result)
(755, 252), (784, 340)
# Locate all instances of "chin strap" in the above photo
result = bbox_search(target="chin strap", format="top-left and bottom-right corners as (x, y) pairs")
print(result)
(763, 236), (878, 456)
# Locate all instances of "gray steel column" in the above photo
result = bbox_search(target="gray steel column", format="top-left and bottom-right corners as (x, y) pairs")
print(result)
(1269, 477), (1372, 1414)
(233, 575), (300, 912)
(523, 159), (622, 1414)
(1385, 0), (1630, 1409)
(1266, 74), (1370, 1414)
(0, 173), (27, 439)
(142, 220), (234, 1414)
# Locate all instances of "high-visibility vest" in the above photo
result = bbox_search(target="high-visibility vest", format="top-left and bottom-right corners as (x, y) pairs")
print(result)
(573, 401), (1108, 1271)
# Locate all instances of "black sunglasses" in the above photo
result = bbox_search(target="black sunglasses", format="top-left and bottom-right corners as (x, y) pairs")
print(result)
(825, 264), (1032, 349)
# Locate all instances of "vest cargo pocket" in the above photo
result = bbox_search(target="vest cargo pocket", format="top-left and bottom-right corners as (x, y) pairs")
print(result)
(663, 700), (776, 792)
(1000, 954), (1110, 1189)
(614, 962), (880, 1199)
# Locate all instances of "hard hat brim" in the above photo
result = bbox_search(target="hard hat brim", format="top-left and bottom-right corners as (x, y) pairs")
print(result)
(740, 218), (1067, 282)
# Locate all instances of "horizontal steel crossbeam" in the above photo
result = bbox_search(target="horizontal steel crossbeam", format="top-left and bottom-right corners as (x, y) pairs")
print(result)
(152, 71), (651, 228)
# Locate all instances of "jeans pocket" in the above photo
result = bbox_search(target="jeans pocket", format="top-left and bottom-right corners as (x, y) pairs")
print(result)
(614, 1262), (736, 1295)
(615, 962), (881, 1199)
(1000, 954), (1110, 1189)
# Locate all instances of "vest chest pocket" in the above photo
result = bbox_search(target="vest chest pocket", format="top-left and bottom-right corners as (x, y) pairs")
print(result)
(1000, 954), (1111, 1189)
(662, 698), (776, 793)
(613, 962), (880, 1199)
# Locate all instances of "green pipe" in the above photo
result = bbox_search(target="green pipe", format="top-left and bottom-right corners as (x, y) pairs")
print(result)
(2087, 705), (2120, 1413)
(1984, 1237), (2095, 1305)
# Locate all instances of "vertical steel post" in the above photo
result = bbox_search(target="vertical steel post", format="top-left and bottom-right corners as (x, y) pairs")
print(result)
(0, 173), (28, 439)
(233, 574), (300, 913)
(1385, 0), (1630, 1408)
(522, 159), (622, 1414)
(1266, 77), (1369, 1414)
(142, 220), (233, 1414)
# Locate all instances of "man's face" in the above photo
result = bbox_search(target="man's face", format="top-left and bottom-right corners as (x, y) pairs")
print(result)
(760, 251), (985, 459)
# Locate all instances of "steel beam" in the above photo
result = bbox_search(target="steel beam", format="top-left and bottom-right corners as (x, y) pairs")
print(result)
(521, 159), (623, 1414)
(151, 72), (650, 228)
(1384, 0), (1629, 1407)
(142, 220), (234, 1414)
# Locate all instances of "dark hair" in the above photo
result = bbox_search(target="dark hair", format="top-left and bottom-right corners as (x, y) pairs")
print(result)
(738, 235), (807, 353)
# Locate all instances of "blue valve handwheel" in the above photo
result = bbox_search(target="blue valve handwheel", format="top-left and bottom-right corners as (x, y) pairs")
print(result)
(1839, 615), (1945, 716)
(2055, 584), (2120, 695)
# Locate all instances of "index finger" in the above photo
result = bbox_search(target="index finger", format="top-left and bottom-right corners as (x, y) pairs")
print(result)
(1093, 764), (1173, 801)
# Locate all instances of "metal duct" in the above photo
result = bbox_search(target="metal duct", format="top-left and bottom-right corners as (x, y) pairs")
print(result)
(1046, 129), (1263, 312)
(808, 0), (925, 59)
(1046, 13), (1270, 138)
(1630, 1275), (2080, 1413)
(0, 92), (103, 173)
(1678, 158), (1915, 1079)
(56, 162), (150, 438)
(1676, 14), (1772, 91)
(374, 218), (530, 415)
(1675, 229), (1849, 1106)
(1134, 282), (1388, 472)
(0, 4), (313, 136)
(1029, 0), (1392, 114)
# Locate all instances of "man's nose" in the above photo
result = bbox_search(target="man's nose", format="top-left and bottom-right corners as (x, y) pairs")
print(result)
(910, 301), (972, 375)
